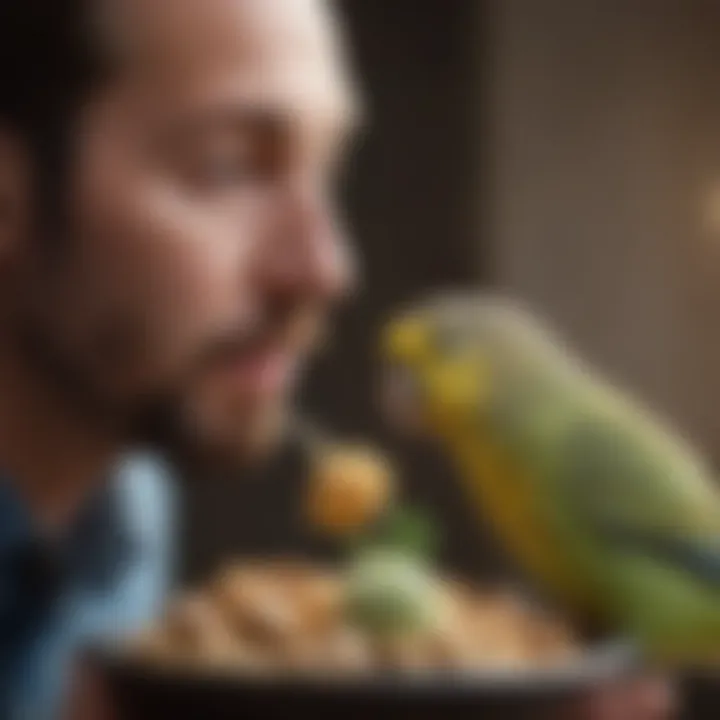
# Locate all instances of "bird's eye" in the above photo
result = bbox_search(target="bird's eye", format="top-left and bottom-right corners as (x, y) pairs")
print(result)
(434, 326), (467, 353)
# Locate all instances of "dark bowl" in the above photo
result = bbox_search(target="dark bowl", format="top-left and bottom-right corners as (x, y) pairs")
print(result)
(678, 670), (720, 720)
(93, 638), (639, 720)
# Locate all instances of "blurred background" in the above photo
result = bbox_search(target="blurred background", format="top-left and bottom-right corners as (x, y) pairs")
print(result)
(178, 0), (720, 586)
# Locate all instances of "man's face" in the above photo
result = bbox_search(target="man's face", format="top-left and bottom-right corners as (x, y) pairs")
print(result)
(8, 0), (358, 459)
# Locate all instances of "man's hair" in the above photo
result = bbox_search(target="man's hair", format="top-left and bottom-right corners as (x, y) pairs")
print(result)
(0, 0), (111, 217)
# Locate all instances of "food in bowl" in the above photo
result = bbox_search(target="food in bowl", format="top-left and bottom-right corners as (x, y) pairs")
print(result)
(304, 441), (396, 537)
(123, 435), (582, 680)
(124, 558), (580, 676)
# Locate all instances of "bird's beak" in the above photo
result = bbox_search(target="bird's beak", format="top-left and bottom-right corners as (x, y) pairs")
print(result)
(378, 362), (426, 436)
(380, 317), (427, 363)
(378, 315), (431, 435)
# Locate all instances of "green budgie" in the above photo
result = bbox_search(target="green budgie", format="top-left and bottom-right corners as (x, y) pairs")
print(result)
(378, 291), (720, 666)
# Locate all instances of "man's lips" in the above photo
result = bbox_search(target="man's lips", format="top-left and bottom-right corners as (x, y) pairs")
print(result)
(209, 344), (300, 396)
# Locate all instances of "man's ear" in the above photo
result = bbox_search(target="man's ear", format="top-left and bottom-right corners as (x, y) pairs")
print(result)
(0, 130), (31, 258)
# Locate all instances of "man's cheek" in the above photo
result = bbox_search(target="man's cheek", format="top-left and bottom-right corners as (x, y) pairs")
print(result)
(93, 243), (245, 383)
(87, 179), (253, 312)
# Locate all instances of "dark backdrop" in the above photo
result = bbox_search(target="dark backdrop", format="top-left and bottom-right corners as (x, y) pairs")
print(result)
(178, 0), (507, 586)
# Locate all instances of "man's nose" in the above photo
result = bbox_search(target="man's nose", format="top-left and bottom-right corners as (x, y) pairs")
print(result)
(256, 185), (358, 301)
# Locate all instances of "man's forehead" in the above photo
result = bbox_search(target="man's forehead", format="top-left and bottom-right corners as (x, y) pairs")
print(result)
(99, 0), (362, 131)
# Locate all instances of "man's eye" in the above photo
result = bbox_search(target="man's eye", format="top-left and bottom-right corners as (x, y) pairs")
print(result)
(197, 156), (256, 187)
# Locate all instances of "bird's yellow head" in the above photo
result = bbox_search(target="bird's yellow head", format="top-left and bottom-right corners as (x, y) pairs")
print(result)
(379, 292), (570, 437)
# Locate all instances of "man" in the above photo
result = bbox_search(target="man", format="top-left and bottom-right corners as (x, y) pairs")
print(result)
(0, 0), (674, 718)
(0, 0), (354, 716)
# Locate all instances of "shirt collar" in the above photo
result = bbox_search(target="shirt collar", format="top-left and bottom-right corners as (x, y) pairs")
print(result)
(0, 481), (35, 553)
(0, 469), (139, 591)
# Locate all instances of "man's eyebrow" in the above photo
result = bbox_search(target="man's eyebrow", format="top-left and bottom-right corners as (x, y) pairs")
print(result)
(164, 105), (289, 137)
(162, 99), (364, 146)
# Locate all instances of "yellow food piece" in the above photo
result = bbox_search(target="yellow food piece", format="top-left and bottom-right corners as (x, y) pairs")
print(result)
(305, 445), (395, 536)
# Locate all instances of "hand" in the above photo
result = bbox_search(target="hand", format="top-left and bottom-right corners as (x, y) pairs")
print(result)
(63, 660), (118, 720)
(558, 676), (678, 720)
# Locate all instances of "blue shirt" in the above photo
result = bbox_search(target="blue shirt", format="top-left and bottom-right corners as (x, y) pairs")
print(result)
(0, 454), (175, 720)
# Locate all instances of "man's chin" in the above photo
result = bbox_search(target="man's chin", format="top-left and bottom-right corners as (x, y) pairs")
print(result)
(184, 403), (290, 470)
(126, 378), (296, 470)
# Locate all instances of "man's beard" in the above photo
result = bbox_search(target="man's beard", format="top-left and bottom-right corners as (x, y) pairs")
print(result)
(13, 311), (186, 449)
(124, 393), (198, 456)
(12, 318), (264, 463)
(10, 232), (325, 464)
(11, 297), (319, 466)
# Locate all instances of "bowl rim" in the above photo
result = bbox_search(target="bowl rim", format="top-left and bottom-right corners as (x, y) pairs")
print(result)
(94, 637), (640, 697)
